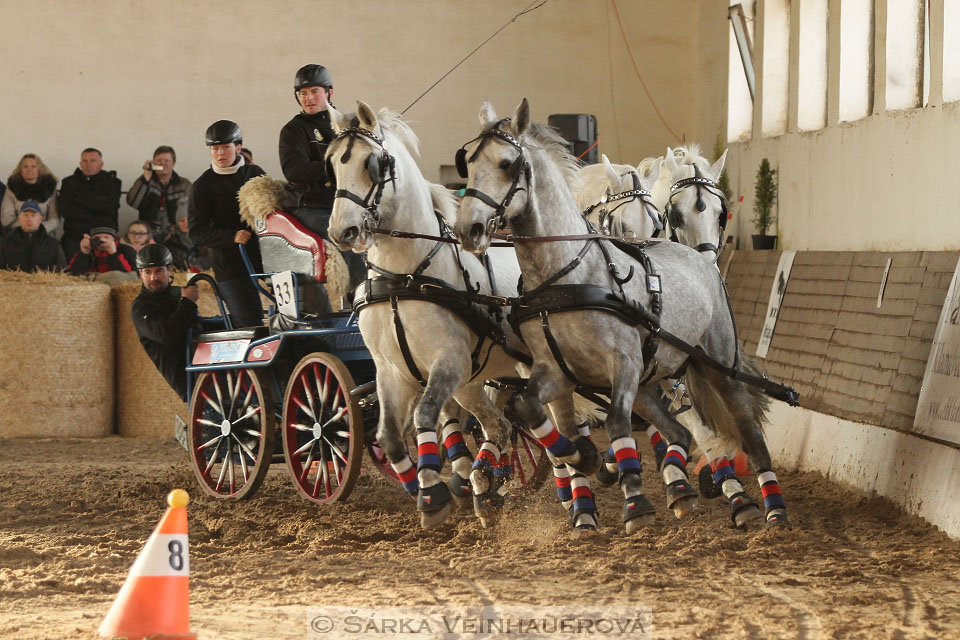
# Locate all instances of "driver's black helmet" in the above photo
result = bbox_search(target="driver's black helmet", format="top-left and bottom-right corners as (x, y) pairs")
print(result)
(205, 120), (242, 146)
(136, 243), (173, 269)
(294, 64), (333, 91)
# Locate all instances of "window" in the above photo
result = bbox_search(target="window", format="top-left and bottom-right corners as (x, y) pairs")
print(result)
(839, 0), (874, 122)
(762, 0), (790, 136)
(886, 0), (924, 110)
(728, 1), (756, 141)
(798, 0), (829, 131)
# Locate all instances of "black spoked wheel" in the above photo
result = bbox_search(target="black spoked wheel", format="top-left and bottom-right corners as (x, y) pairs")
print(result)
(282, 353), (364, 505)
(188, 369), (275, 499)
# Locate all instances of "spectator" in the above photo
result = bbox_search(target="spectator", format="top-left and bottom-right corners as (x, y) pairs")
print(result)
(1, 154), (60, 238)
(66, 226), (136, 276)
(279, 63), (365, 289)
(126, 145), (192, 241)
(59, 148), (122, 259)
(122, 220), (154, 253)
(189, 120), (265, 327)
(240, 147), (253, 166)
(166, 210), (206, 272)
(131, 244), (199, 401)
(0, 201), (66, 272)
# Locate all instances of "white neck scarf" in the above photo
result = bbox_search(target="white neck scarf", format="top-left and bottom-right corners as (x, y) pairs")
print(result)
(211, 155), (245, 175)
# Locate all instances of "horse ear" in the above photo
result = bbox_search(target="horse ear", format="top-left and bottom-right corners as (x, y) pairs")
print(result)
(643, 157), (662, 188)
(513, 98), (530, 136)
(709, 149), (728, 181)
(327, 104), (350, 134)
(663, 148), (680, 176)
(357, 101), (378, 130)
(479, 101), (498, 127)
(602, 154), (619, 186)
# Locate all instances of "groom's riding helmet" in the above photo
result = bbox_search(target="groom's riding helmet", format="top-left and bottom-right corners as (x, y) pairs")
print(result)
(295, 64), (333, 92)
(205, 120), (242, 146)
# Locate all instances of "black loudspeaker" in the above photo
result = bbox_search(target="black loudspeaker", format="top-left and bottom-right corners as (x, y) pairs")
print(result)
(548, 113), (598, 165)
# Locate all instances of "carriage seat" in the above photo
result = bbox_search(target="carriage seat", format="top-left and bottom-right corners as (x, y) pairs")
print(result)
(195, 326), (270, 343)
(256, 210), (327, 282)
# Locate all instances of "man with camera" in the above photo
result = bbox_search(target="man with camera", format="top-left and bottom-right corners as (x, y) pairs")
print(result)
(131, 244), (199, 401)
(59, 148), (122, 259)
(66, 226), (137, 275)
(126, 145), (192, 241)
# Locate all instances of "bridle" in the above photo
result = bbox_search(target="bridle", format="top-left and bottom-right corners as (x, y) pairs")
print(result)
(455, 118), (531, 235)
(328, 125), (397, 234)
(582, 170), (665, 239)
(664, 164), (729, 260)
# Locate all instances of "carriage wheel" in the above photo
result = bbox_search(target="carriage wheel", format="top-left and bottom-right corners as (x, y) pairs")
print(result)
(188, 369), (275, 500)
(282, 353), (364, 505)
(506, 426), (550, 494)
(366, 433), (418, 485)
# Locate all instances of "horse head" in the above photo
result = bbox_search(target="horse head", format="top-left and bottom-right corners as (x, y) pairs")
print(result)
(578, 154), (664, 239)
(663, 145), (729, 262)
(325, 101), (399, 253)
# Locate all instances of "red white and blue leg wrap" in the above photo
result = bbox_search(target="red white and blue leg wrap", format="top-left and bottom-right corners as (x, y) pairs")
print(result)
(416, 429), (441, 472)
(494, 453), (513, 483)
(646, 425), (667, 461)
(758, 470), (786, 513)
(710, 457), (737, 486)
(530, 418), (575, 458)
(390, 455), (419, 496)
(577, 422), (591, 438)
(441, 421), (470, 462)
(611, 437), (643, 476)
(553, 464), (573, 503)
(472, 441), (501, 474)
(569, 473), (597, 518)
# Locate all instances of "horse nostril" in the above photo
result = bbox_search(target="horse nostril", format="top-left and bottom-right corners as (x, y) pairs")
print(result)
(341, 226), (359, 245)
(469, 223), (485, 243)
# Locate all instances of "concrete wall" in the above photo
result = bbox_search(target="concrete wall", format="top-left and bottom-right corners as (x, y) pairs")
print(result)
(0, 0), (713, 232)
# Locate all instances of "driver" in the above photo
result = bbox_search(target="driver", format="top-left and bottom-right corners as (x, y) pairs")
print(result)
(131, 244), (199, 401)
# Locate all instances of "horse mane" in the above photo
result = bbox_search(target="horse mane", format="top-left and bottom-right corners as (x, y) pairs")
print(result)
(636, 156), (660, 178)
(375, 108), (421, 159)
(671, 144), (711, 173)
(490, 120), (583, 194)
(429, 183), (458, 225)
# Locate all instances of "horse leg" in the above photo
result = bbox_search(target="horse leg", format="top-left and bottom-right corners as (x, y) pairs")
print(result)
(376, 372), (420, 498)
(412, 361), (466, 530)
(545, 396), (599, 533)
(739, 421), (788, 527)
(633, 386), (699, 518)
(438, 402), (474, 506)
(506, 363), (600, 475)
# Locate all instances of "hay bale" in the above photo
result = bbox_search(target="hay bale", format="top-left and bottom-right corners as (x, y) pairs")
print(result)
(0, 271), (113, 438)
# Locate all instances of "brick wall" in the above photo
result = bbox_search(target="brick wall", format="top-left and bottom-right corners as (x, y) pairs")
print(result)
(724, 250), (959, 431)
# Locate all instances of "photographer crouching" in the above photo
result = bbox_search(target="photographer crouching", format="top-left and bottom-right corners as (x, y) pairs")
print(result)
(66, 225), (137, 276)
(131, 244), (199, 401)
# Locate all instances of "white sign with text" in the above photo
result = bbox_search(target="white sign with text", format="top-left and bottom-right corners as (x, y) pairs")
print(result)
(756, 250), (796, 359)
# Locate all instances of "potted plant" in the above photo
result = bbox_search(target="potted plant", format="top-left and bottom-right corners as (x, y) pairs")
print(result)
(752, 158), (777, 249)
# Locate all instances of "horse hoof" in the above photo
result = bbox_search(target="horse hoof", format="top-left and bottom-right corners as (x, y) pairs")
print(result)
(733, 505), (763, 528)
(671, 495), (698, 519)
(594, 462), (618, 487)
(765, 510), (791, 529)
(469, 468), (492, 495)
(697, 465), (723, 499)
(573, 524), (598, 537)
(571, 436), (601, 475)
(420, 502), (452, 530)
(447, 474), (473, 507)
(625, 514), (655, 533)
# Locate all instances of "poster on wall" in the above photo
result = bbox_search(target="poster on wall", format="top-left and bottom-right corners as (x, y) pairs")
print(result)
(914, 257), (960, 446)
(756, 250), (796, 359)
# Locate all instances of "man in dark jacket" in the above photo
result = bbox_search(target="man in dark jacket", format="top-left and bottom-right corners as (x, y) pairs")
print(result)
(58, 148), (122, 258)
(66, 226), (137, 275)
(189, 120), (265, 327)
(279, 64), (366, 290)
(0, 200), (66, 271)
(131, 244), (199, 401)
(126, 145), (192, 241)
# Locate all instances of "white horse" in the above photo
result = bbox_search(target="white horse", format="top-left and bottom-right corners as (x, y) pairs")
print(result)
(455, 99), (790, 532)
(576, 154), (665, 241)
(661, 144), (729, 263)
(324, 102), (599, 530)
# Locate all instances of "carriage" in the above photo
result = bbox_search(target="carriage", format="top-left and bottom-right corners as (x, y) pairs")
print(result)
(182, 205), (549, 505)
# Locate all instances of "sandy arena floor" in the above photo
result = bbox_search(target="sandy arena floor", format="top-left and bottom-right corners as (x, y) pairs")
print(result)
(1, 436), (959, 639)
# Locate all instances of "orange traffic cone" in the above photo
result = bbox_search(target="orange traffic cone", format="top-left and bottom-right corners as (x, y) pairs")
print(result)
(98, 489), (197, 640)
(693, 451), (752, 476)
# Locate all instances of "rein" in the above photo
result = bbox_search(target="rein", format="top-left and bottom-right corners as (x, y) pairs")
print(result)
(368, 225), (667, 246)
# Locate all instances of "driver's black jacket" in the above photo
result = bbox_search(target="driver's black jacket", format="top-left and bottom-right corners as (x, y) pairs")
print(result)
(131, 283), (198, 401)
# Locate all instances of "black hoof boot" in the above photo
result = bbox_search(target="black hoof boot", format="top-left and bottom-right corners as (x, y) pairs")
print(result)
(765, 509), (791, 528)
(418, 483), (452, 530)
(447, 474), (473, 506)
(698, 464), (723, 499)
(623, 495), (656, 533)
(595, 461), (618, 487)
(569, 436), (601, 476)
(729, 491), (763, 528)
(665, 479), (699, 518)
(473, 490), (505, 528)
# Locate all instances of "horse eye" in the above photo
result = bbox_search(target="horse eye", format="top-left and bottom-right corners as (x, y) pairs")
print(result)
(499, 159), (512, 171)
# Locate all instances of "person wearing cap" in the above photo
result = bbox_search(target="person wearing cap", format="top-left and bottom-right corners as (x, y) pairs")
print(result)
(126, 145), (192, 241)
(0, 200), (66, 272)
(65, 226), (137, 275)
(58, 147), (122, 260)
(188, 120), (265, 327)
(131, 244), (199, 401)
(279, 64), (366, 291)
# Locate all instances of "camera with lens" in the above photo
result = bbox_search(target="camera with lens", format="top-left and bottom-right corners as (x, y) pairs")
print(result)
(151, 164), (164, 171)
(90, 236), (105, 250)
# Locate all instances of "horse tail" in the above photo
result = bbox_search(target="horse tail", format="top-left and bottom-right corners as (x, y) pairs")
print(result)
(428, 183), (458, 225)
(737, 353), (771, 433)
